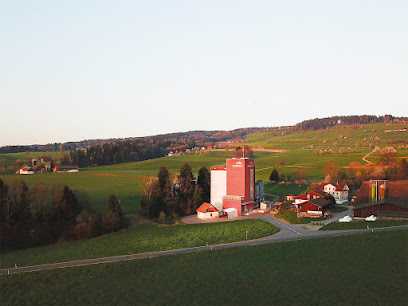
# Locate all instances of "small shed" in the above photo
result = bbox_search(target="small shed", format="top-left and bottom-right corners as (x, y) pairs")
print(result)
(223, 208), (238, 219)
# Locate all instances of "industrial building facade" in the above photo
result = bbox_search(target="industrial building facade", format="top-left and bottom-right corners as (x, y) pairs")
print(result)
(197, 157), (261, 219)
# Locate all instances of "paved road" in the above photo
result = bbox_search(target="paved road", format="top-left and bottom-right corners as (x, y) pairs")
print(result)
(1, 216), (407, 276)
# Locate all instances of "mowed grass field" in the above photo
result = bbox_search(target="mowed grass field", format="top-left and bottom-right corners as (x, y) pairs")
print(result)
(320, 220), (408, 230)
(1, 230), (407, 305)
(0, 151), (279, 214)
(0, 219), (279, 269)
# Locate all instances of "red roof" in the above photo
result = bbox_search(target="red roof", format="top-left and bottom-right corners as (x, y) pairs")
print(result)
(196, 203), (219, 213)
(211, 165), (226, 171)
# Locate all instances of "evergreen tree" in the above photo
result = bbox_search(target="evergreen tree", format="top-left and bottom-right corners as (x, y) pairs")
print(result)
(107, 195), (123, 217)
(192, 185), (203, 212)
(178, 163), (196, 215)
(269, 168), (279, 182)
(103, 195), (125, 233)
(197, 167), (210, 203)
(157, 167), (170, 190)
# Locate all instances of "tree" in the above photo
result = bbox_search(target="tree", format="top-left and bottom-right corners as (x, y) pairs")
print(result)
(177, 163), (196, 215)
(299, 170), (308, 180)
(107, 195), (123, 217)
(233, 146), (253, 158)
(157, 167), (170, 190)
(102, 195), (125, 233)
(0, 179), (10, 243)
(269, 168), (279, 182)
(279, 173), (286, 183)
(323, 160), (340, 182)
(197, 167), (210, 203)
(397, 159), (408, 180)
(378, 152), (396, 166)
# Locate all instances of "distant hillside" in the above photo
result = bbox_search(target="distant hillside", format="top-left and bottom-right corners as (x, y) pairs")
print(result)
(295, 115), (407, 131)
(2, 115), (406, 158)
(0, 128), (269, 154)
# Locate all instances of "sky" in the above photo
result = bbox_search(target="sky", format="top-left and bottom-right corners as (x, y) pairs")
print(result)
(1, 0), (407, 146)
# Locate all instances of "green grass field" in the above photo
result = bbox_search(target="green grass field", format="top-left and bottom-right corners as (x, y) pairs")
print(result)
(263, 182), (309, 199)
(1, 123), (406, 215)
(0, 219), (279, 269)
(0, 151), (278, 214)
(1, 230), (407, 305)
(320, 220), (408, 230)
(274, 211), (324, 224)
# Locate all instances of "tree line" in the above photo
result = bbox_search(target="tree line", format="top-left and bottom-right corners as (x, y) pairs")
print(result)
(323, 156), (408, 190)
(0, 179), (126, 250)
(140, 164), (210, 220)
(0, 128), (268, 155)
(295, 115), (407, 131)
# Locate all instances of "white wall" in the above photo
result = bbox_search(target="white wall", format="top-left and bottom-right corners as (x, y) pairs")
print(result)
(211, 169), (226, 211)
(197, 211), (219, 220)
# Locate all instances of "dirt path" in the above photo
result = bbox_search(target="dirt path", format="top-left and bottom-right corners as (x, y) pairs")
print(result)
(362, 148), (376, 165)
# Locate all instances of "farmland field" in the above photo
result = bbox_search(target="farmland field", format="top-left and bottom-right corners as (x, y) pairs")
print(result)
(320, 220), (408, 230)
(0, 219), (279, 269)
(0, 151), (278, 214)
(1, 230), (406, 305)
(1, 123), (407, 215)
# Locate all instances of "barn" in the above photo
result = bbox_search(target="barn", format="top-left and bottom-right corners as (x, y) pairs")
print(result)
(296, 198), (333, 218)
(353, 181), (408, 219)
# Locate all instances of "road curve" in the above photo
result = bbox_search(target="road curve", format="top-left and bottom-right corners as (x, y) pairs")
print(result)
(1, 217), (407, 276)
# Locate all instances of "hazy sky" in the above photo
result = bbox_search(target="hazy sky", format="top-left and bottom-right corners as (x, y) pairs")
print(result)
(1, 0), (407, 146)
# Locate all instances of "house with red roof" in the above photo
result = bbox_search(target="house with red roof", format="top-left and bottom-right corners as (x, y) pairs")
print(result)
(196, 203), (220, 220)
(295, 198), (333, 218)
(19, 166), (34, 175)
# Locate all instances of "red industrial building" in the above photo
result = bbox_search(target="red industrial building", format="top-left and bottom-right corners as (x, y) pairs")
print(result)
(197, 157), (257, 219)
(222, 158), (255, 216)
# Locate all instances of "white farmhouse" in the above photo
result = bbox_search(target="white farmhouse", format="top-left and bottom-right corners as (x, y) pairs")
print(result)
(324, 183), (349, 204)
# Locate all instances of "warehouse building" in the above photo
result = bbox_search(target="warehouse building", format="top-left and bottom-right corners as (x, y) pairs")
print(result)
(353, 180), (408, 219)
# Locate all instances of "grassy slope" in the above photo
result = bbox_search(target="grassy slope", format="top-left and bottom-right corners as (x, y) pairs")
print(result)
(275, 211), (323, 224)
(263, 182), (309, 199)
(1, 123), (406, 215)
(1, 230), (407, 305)
(0, 151), (277, 214)
(247, 122), (408, 181)
(320, 220), (408, 230)
(0, 220), (279, 268)
(0, 151), (231, 214)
